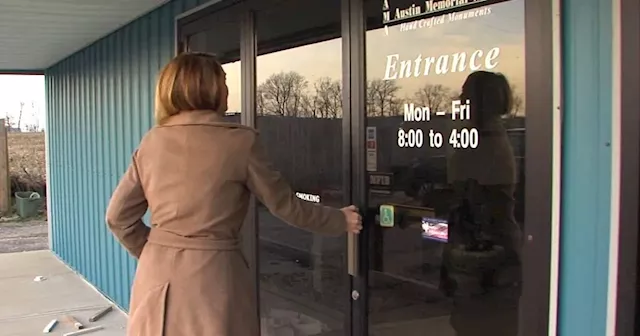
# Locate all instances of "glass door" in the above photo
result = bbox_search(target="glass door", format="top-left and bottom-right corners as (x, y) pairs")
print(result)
(250, 0), (351, 335)
(177, 0), (553, 334)
(179, 1), (356, 334)
(182, 3), (243, 124)
(355, 0), (552, 335)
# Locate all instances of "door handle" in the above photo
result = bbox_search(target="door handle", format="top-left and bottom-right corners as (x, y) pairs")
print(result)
(348, 208), (369, 277)
(348, 232), (358, 276)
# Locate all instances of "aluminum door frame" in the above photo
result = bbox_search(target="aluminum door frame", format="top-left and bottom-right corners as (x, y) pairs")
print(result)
(345, 0), (557, 335)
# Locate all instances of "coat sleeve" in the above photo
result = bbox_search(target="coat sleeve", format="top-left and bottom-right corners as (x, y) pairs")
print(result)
(105, 150), (150, 259)
(246, 136), (346, 236)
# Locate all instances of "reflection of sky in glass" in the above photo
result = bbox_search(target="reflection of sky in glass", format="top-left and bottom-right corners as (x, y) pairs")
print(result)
(368, 0), (525, 100)
(223, 0), (524, 114)
(222, 61), (242, 114)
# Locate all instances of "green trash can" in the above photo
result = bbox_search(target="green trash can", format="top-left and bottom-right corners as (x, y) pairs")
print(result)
(15, 192), (44, 218)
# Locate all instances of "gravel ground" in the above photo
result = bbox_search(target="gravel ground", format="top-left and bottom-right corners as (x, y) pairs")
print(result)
(0, 220), (48, 253)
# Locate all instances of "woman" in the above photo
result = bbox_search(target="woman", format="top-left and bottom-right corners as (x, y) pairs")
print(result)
(444, 71), (522, 336)
(105, 52), (362, 336)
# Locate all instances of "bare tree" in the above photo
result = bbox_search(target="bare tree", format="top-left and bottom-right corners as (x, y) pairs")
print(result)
(257, 72), (308, 117)
(414, 84), (451, 113)
(256, 90), (266, 116)
(307, 77), (342, 118)
(511, 85), (524, 116)
(29, 101), (40, 131)
(366, 79), (401, 117)
(17, 101), (25, 131)
(450, 90), (461, 102)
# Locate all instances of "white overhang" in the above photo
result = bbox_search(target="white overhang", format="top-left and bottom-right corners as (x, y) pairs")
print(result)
(0, 0), (169, 72)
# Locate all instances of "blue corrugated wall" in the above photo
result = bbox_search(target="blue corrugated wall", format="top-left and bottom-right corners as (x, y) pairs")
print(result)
(45, 0), (216, 310)
(559, 0), (613, 334)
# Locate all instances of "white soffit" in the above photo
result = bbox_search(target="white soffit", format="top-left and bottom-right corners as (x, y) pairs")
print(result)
(0, 0), (169, 71)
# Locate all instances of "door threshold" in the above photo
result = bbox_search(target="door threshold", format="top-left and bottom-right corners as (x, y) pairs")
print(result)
(371, 315), (455, 336)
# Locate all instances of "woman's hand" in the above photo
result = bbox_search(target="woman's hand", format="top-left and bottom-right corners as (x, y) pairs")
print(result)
(341, 205), (362, 234)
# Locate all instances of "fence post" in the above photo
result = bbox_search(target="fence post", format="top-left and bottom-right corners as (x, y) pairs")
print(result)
(0, 119), (10, 214)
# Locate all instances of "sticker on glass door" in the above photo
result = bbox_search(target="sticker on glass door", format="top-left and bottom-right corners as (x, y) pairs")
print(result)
(421, 217), (448, 243)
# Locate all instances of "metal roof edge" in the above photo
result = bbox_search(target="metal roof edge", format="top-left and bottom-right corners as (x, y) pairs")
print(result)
(0, 70), (44, 75)
(175, 0), (225, 20)
(45, 0), (173, 71)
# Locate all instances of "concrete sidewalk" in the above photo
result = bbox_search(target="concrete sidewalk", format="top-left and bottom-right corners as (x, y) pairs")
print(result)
(0, 251), (127, 336)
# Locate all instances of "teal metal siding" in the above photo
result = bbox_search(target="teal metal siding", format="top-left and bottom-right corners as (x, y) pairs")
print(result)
(45, 0), (215, 310)
(559, 0), (613, 334)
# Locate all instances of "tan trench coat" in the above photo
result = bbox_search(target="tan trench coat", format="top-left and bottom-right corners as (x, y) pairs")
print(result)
(105, 110), (346, 336)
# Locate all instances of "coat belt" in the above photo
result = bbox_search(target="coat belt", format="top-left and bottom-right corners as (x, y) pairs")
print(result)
(147, 229), (240, 251)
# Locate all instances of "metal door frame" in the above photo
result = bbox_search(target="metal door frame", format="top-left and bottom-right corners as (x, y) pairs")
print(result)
(176, 0), (357, 332)
(614, 0), (640, 334)
(175, 0), (556, 334)
(343, 0), (367, 334)
(346, 0), (557, 335)
(176, 0), (262, 323)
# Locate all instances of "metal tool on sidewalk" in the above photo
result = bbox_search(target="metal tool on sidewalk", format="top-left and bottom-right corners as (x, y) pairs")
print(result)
(62, 325), (104, 336)
(63, 315), (84, 330)
(42, 319), (58, 333)
(89, 306), (113, 322)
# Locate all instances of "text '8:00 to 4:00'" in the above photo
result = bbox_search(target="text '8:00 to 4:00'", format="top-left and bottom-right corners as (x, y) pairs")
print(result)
(396, 99), (479, 149)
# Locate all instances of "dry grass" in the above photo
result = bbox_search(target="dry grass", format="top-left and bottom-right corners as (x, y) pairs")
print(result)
(8, 132), (46, 194)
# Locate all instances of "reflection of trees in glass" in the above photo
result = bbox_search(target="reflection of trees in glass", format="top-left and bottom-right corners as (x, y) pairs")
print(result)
(255, 71), (524, 118)
(257, 72), (308, 117)
(510, 84), (524, 116)
(308, 77), (342, 118)
(257, 72), (343, 118)
(414, 84), (452, 113)
(366, 79), (402, 117)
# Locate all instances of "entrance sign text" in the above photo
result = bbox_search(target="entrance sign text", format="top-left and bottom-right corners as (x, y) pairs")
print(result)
(383, 47), (501, 80)
(396, 6), (492, 32)
(382, 0), (490, 24)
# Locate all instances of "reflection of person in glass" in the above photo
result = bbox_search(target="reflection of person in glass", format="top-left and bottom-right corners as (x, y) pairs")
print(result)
(442, 71), (522, 336)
